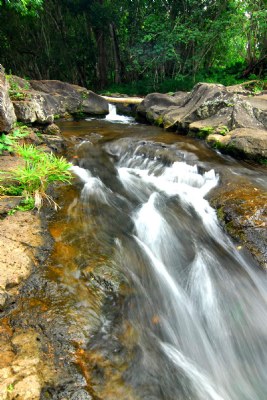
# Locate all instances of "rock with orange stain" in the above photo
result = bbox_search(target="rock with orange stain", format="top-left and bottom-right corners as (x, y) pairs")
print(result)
(152, 315), (160, 325)
(0, 212), (44, 299)
(209, 179), (267, 269)
(0, 328), (57, 400)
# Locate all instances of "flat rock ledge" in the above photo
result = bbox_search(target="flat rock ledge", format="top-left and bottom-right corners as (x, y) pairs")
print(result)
(136, 83), (267, 162)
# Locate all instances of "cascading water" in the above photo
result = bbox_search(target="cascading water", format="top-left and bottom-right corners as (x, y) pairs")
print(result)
(105, 103), (135, 123)
(70, 133), (267, 400)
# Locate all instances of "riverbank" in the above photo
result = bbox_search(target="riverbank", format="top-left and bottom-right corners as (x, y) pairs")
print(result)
(0, 74), (266, 398)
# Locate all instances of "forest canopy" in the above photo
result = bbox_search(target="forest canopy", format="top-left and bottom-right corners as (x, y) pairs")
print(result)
(0, 0), (266, 93)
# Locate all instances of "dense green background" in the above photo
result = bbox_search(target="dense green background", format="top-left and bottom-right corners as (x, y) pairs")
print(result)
(0, 0), (266, 93)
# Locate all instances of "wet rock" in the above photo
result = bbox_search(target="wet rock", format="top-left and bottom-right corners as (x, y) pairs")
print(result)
(43, 123), (61, 136)
(209, 180), (267, 269)
(70, 389), (92, 400)
(0, 328), (57, 400)
(116, 102), (137, 115)
(0, 71), (16, 132)
(0, 212), (43, 291)
(42, 134), (65, 152)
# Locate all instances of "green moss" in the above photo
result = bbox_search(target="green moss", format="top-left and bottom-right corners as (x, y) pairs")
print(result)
(81, 91), (89, 99)
(216, 125), (229, 136)
(209, 139), (225, 150)
(216, 207), (225, 221)
(190, 126), (214, 139)
(155, 116), (164, 127)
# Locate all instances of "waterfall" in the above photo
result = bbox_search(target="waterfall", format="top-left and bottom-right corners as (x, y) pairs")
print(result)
(71, 137), (267, 400)
(105, 103), (135, 123)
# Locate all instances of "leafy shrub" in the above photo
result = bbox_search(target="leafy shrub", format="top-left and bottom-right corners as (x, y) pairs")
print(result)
(0, 125), (31, 154)
(2, 144), (72, 210)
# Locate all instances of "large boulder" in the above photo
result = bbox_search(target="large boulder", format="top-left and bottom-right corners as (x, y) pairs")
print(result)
(0, 72), (16, 132)
(207, 128), (267, 161)
(162, 83), (234, 130)
(11, 78), (109, 124)
(226, 128), (267, 159)
(30, 80), (109, 115)
(137, 83), (267, 134)
(136, 92), (188, 124)
(80, 90), (110, 115)
(12, 92), (57, 124)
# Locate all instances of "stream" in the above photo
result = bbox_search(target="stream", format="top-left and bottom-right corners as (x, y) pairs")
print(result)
(13, 106), (267, 399)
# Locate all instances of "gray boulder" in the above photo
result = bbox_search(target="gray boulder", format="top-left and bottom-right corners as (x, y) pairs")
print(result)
(162, 83), (233, 130)
(13, 92), (56, 124)
(226, 128), (267, 159)
(30, 80), (109, 115)
(11, 78), (109, 124)
(0, 71), (16, 132)
(136, 92), (188, 123)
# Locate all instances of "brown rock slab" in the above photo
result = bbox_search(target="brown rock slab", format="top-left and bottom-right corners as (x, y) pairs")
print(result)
(0, 212), (43, 291)
(0, 328), (57, 400)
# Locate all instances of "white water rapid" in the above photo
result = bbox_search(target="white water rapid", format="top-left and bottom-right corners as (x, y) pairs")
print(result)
(71, 138), (267, 400)
(105, 103), (135, 123)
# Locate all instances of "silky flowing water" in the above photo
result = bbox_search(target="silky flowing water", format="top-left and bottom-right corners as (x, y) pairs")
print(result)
(42, 106), (267, 399)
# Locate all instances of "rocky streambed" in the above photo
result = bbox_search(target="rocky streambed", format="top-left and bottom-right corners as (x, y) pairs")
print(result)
(0, 73), (266, 399)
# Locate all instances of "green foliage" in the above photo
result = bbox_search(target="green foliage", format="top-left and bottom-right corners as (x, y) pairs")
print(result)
(1, 144), (72, 211)
(216, 126), (229, 136)
(9, 144), (72, 210)
(6, 383), (14, 393)
(8, 198), (35, 215)
(0, 184), (24, 196)
(0, 125), (31, 154)
(6, 75), (30, 100)
(0, 0), (266, 92)
(0, 0), (43, 16)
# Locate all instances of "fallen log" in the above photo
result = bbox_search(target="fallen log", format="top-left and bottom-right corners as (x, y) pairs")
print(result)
(101, 95), (143, 104)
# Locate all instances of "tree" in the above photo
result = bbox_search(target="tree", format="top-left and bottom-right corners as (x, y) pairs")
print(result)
(0, 0), (43, 15)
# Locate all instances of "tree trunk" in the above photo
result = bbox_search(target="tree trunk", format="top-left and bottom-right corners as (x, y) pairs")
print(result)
(109, 22), (122, 84)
